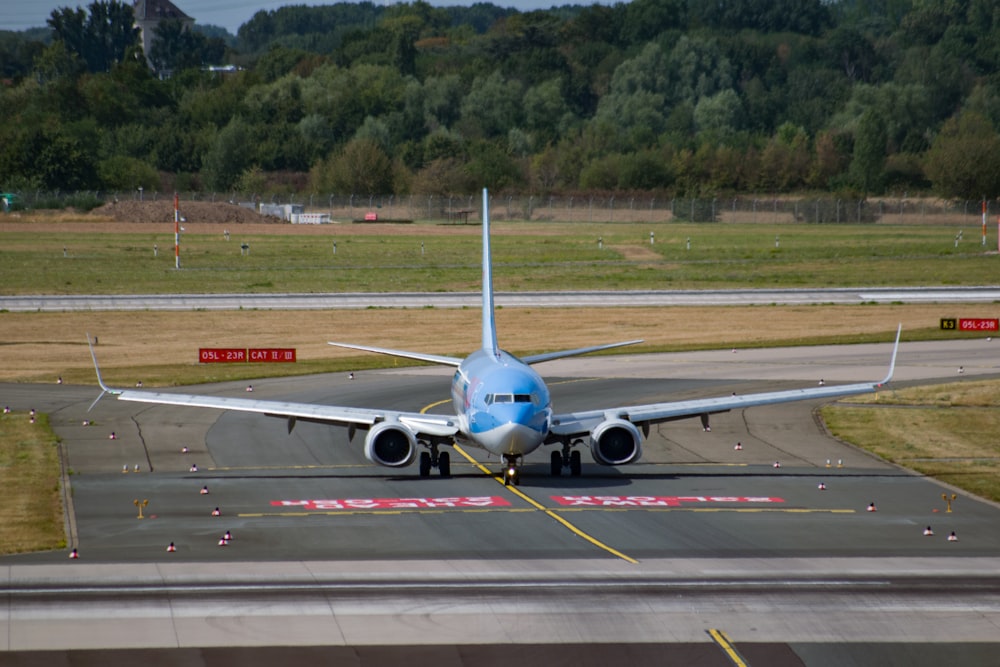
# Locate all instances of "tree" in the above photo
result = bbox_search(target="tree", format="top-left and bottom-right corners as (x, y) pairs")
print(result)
(667, 36), (733, 107)
(924, 112), (1000, 199)
(48, 1), (139, 74)
(149, 19), (226, 75)
(311, 138), (395, 195)
(693, 88), (743, 142)
(201, 119), (256, 191)
(850, 109), (887, 194)
(592, 43), (669, 150)
(459, 71), (523, 139)
(97, 155), (159, 190)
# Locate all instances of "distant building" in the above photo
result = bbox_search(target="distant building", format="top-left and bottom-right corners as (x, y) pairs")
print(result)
(133, 0), (193, 62)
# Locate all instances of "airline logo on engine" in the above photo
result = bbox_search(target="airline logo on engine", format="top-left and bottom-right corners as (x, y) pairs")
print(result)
(272, 496), (511, 511)
(551, 495), (785, 507)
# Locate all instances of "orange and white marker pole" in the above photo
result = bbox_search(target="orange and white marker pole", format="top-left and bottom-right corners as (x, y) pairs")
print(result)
(981, 198), (986, 246)
(174, 192), (181, 269)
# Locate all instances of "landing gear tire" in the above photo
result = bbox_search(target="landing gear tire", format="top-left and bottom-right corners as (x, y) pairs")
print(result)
(419, 451), (432, 477)
(550, 450), (562, 477)
(438, 451), (451, 477)
(503, 467), (519, 486)
(569, 450), (582, 476)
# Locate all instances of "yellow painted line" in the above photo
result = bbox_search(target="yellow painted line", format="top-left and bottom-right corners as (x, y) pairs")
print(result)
(562, 507), (856, 514)
(420, 400), (639, 565)
(707, 628), (749, 667)
(451, 443), (638, 564)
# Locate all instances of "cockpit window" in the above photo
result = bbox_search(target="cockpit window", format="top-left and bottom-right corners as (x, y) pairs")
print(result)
(485, 393), (538, 405)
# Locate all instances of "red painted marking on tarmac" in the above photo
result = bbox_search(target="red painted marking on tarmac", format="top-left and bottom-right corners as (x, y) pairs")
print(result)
(551, 495), (785, 507)
(271, 496), (512, 511)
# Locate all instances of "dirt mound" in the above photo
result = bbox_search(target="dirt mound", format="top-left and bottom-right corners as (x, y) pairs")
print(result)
(93, 199), (283, 224)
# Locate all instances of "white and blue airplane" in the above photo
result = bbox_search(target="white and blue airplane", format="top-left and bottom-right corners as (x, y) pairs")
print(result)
(92, 189), (900, 485)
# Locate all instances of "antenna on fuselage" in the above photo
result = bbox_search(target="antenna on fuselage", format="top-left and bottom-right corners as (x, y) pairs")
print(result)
(481, 188), (500, 357)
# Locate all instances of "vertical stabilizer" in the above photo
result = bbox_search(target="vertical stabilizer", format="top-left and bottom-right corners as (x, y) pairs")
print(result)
(481, 188), (500, 356)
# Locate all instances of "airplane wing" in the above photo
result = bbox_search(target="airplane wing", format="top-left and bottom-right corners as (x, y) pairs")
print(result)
(549, 326), (900, 440)
(103, 388), (457, 437)
(88, 340), (458, 439)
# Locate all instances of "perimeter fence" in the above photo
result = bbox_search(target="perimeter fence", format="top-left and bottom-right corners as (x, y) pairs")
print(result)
(4, 190), (996, 226)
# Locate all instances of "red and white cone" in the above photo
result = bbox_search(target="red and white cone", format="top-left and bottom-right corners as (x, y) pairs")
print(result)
(224, 530), (232, 541)
(166, 542), (176, 552)
(773, 461), (781, 469)
(947, 531), (958, 542)
(200, 486), (209, 495)
(68, 548), (79, 559)
(734, 442), (742, 451)
(923, 526), (934, 536)
(211, 507), (221, 517)
(817, 482), (826, 490)
(218, 537), (228, 546)
(189, 463), (198, 472)
(867, 502), (877, 512)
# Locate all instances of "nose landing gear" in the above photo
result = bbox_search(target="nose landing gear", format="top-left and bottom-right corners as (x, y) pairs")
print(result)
(502, 454), (522, 486)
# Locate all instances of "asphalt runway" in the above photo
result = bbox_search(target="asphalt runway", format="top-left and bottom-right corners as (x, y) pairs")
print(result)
(4, 338), (1000, 665)
(3, 286), (1000, 311)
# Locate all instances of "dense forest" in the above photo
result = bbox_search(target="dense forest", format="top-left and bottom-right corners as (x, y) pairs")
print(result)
(1, 0), (999, 200)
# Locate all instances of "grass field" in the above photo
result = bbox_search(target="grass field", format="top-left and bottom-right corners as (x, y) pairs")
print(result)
(0, 411), (65, 555)
(1, 219), (997, 294)
(2, 214), (1000, 554)
(824, 380), (1000, 504)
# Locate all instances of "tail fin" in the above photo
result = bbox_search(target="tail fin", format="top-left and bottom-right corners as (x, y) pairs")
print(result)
(481, 188), (499, 356)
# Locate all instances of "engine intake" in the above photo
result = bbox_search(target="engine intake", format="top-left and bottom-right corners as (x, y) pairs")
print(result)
(589, 419), (642, 466)
(364, 422), (417, 467)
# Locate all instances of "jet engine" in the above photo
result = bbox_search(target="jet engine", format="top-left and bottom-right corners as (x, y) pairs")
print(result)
(364, 422), (418, 467)
(589, 419), (643, 466)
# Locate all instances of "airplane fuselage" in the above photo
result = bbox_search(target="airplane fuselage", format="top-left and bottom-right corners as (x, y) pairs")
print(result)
(451, 349), (552, 458)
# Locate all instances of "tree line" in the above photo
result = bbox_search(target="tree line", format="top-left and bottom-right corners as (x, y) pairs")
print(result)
(1, 0), (999, 201)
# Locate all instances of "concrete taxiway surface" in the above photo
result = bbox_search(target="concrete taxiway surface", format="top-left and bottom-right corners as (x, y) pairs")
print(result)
(3, 338), (1000, 665)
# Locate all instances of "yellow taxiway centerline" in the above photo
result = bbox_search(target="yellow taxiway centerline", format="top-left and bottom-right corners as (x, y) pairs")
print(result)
(707, 628), (749, 666)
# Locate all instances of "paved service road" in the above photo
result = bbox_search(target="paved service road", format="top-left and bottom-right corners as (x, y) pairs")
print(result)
(3, 338), (1000, 665)
(4, 286), (1000, 311)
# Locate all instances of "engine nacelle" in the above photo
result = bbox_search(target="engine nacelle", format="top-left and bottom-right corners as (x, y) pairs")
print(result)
(364, 422), (418, 467)
(589, 419), (643, 466)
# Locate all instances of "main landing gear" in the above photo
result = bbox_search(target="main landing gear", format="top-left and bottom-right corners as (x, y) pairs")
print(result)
(418, 445), (451, 478)
(502, 454), (522, 486)
(550, 443), (582, 477)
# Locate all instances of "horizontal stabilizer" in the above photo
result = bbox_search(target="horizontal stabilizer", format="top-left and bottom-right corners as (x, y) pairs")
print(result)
(328, 341), (463, 367)
(520, 339), (643, 365)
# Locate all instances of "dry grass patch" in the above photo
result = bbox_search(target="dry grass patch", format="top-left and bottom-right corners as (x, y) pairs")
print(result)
(0, 411), (65, 555)
(0, 304), (942, 384)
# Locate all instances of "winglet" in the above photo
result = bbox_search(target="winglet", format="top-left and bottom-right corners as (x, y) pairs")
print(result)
(86, 333), (120, 411)
(877, 324), (902, 386)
